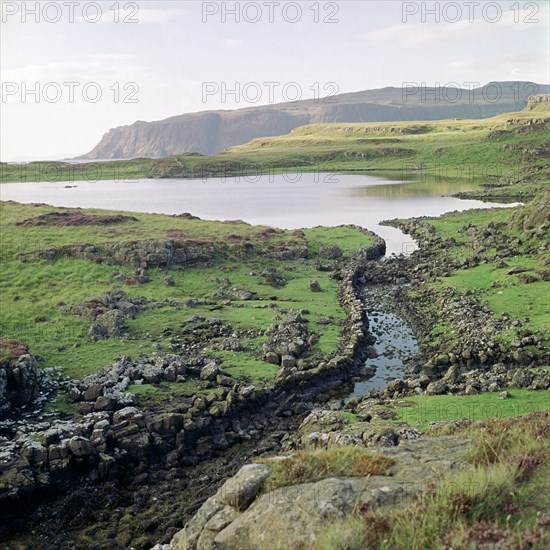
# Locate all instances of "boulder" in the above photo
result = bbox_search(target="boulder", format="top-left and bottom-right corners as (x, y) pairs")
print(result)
(94, 395), (117, 411)
(82, 384), (104, 402)
(67, 436), (93, 458)
(88, 323), (109, 341)
(0, 354), (39, 415)
(113, 406), (142, 424)
(309, 280), (322, 292)
(426, 380), (448, 395)
(280, 355), (296, 368)
(200, 363), (220, 382)
(265, 352), (280, 365)
(217, 464), (271, 512)
(95, 309), (125, 337)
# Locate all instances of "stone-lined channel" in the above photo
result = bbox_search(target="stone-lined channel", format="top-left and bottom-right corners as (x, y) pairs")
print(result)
(350, 285), (419, 397)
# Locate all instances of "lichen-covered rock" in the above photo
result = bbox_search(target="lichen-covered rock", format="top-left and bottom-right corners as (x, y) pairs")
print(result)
(168, 464), (270, 550)
(200, 363), (220, 382)
(217, 464), (271, 512)
(166, 436), (470, 550)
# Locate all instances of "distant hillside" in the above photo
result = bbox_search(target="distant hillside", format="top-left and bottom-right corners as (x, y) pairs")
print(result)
(77, 82), (549, 159)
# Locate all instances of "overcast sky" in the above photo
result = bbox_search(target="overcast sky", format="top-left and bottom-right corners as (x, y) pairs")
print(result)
(1, 0), (549, 161)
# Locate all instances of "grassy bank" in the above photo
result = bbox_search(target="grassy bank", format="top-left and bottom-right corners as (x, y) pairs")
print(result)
(389, 200), (549, 356)
(0, 201), (375, 384)
(394, 389), (550, 429)
(314, 411), (549, 550)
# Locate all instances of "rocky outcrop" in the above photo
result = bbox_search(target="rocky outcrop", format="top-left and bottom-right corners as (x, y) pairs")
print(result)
(0, 355), (39, 416)
(161, 435), (470, 550)
(511, 191), (550, 231)
(299, 408), (422, 450)
(62, 290), (150, 341)
(262, 311), (310, 367)
(371, 363), (550, 400)
(18, 237), (308, 269)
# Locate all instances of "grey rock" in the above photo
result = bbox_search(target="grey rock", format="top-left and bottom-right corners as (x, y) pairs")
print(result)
(309, 280), (322, 292)
(200, 363), (220, 382)
(426, 380), (448, 395)
(217, 464), (271, 511)
(280, 355), (296, 368)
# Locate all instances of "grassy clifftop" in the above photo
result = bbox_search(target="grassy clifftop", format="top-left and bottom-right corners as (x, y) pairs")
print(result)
(1, 96), (548, 197)
(225, 94), (549, 191)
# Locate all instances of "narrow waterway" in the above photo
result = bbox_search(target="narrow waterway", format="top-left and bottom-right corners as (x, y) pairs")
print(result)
(358, 286), (418, 395)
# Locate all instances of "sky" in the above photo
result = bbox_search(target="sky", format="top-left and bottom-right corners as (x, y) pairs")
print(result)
(1, 0), (549, 161)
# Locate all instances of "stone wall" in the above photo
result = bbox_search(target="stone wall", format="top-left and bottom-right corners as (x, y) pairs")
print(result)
(0, 235), (387, 514)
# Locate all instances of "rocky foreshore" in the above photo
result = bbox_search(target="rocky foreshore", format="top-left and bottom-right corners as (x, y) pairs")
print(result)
(156, 405), (471, 550)
(0, 234), (387, 538)
(2, 208), (548, 548)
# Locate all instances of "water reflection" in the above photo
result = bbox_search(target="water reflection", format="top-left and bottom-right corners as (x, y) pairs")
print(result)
(0, 172), (510, 256)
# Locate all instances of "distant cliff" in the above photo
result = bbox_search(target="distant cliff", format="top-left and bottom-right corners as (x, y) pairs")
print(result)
(77, 82), (549, 159)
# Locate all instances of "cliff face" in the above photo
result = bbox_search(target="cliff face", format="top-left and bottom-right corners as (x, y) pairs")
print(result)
(78, 82), (549, 159)
(85, 109), (309, 159)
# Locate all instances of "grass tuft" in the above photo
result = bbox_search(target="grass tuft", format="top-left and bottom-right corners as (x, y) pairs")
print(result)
(257, 446), (394, 491)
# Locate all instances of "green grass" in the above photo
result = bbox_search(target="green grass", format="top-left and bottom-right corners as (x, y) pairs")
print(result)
(0, 200), (290, 250)
(126, 381), (212, 404)
(301, 226), (376, 256)
(340, 411), (359, 424)
(312, 412), (550, 550)
(394, 390), (550, 429)
(43, 393), (79, 417)
(0, 201), (375, 388)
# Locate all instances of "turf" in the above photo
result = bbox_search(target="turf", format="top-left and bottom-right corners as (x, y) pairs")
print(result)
(394, 390), (550, 429)
(0, 201), (374, 382)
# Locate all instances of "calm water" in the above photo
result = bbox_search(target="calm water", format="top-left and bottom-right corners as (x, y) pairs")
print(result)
(0, 172), (509, 255)
(351, 287), (419, 396)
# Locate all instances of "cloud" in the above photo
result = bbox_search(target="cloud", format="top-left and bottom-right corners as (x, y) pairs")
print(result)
(448, 55), (550, 85)
(1, 59), (156, 105)
(120, 7), (189, 24)
(3, 57), (153, 80)
(72, 6), (190, 25)
(220, 38), (244, 46)
(361, 4), (549, 49)
(88, 53), (140, 62)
